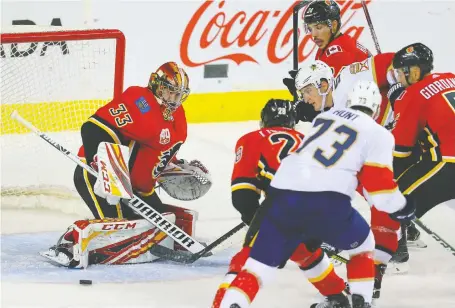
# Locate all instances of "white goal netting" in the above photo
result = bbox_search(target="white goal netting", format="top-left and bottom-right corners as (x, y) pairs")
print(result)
(0, 27), (125, 214)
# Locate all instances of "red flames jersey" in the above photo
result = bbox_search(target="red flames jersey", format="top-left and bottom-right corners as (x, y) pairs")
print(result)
(392, 73), (455, 163)
(231, 127), (304, 194)
(78, 86), (187, 195)
(315, 33), (371, 77)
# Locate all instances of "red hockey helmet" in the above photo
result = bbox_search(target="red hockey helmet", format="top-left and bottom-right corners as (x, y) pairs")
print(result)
(149, 62), (190, 113)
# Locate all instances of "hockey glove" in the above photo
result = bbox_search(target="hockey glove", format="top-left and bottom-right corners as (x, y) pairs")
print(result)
(387, 83), (405, 108)
(295, 100), (322, 123)
(158, 159), (212, 201)
(283, 69), (298, 98)
(390, 195), (416, 222)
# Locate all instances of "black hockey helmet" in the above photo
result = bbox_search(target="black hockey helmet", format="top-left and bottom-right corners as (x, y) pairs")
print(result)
(260, 99), (296, 129)
(393, 43), (434, 80)
(303, 0), (341, 31)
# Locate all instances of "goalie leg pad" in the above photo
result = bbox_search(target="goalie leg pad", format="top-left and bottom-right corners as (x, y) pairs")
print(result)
(41, 214), (176, 268)
(163, 204), (198, 250)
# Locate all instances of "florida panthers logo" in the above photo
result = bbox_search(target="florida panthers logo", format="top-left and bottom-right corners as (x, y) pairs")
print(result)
(152, 142), (183, 179)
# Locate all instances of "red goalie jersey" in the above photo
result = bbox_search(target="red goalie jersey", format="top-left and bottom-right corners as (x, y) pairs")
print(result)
(78, 86), (187, 195)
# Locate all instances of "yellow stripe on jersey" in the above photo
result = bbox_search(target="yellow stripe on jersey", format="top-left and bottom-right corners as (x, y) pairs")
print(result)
(403, 162), (445, 195)
(138, 188), (155, 197)
(88, 117), (122, 145)
(443, 156), (455, 163)
(258, 161), (274, 180)
(308, 263), (335, 283)
(393, 150), (412, 158)
(423, 127), (439, 161)
(364, 161), (393, 172)
(367, 186), (398, 196)
(231, 183), (260, 193)
(83, 169), (105, 219)
(380, 101), (392, 126)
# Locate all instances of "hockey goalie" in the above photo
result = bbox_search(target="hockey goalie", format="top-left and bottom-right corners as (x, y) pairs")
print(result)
(41, 62), (212, 268)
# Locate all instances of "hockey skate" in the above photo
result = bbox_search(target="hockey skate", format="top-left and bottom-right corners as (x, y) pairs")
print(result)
(372, 263), (386, 307)
(388, 224), (410, 274)
(406, 222), (427, 248)
(310, 293), (351, 308)
(351, 294), (371, 308)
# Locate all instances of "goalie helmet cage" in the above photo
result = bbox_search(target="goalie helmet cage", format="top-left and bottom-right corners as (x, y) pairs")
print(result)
(0, 28), (125, 213)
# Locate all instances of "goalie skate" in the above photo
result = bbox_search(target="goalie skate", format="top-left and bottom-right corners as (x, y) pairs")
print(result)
(40, 243), (79, 268)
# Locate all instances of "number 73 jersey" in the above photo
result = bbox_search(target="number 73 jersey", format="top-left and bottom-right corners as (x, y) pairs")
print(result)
(231, 127), (304, 194)
(272, 108), (406, 214)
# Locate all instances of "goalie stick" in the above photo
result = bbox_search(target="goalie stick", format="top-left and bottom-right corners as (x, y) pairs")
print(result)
(10, 110), (205, 254)
(292, 0), (311, 72)
(149, 222), (246, 264)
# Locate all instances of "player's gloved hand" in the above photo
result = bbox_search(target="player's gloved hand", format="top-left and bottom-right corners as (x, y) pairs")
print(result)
(295, 100), (321, 123)
(390, 195), (416, 222)
(283, 69), (298, 97)
(387, 83), (405, 108)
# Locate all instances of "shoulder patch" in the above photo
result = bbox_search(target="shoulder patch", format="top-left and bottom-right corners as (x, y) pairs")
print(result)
(235, 146), (243, 164)
(135, 96), (150, 113)
(326, 45), (343, 57)
(349, 59), (369, 74)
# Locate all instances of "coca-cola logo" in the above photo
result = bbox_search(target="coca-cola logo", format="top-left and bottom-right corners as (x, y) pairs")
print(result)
(180, 0), (371, 67)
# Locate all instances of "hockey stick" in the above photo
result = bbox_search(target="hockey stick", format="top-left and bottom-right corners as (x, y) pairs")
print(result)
(10, 110), (205, 254)
(292, 0), (311, 72)
(361, 1), (381, 54)
(413, 219), (455, 257)
(149, 222), (246, 264)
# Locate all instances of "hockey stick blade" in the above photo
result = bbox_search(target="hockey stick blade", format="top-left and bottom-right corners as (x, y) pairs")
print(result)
(414, 219), (455, 257)
(150, 222), (246, 264)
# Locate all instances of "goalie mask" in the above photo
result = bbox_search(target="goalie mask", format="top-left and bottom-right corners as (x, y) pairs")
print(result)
(149, 62), (190, 115)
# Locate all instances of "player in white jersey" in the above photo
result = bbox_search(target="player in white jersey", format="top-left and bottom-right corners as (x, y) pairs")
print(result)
(293, 53), (396, 127)
(295, 59), (411, 306)
(216, 81), (416, 308)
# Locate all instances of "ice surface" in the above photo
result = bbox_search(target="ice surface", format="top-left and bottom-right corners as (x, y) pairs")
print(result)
(1, 122), (455, 308)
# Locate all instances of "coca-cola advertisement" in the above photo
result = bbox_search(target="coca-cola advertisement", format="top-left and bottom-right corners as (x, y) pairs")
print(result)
(180, 0), (370, 67)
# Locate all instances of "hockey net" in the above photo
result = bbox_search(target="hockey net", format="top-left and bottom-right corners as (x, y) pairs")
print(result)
(0, 27), (125, 214)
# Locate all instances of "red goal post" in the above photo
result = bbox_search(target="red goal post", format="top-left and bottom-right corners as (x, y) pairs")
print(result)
(0, 28), (126, 213)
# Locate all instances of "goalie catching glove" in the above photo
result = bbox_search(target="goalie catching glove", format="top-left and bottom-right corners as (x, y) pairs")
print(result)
(93, 142), (134, 205)
(158, 159), (212, 201)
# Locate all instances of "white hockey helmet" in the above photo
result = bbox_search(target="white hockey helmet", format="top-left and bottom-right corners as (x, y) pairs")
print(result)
(346, 80), (381, 119)
(295, 60), (334, 99)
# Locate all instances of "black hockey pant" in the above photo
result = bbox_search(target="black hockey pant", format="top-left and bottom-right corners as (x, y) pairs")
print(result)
(397, 160), (455, 218)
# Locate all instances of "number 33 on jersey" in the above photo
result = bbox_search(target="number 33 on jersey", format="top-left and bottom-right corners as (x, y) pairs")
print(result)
(231, 127), (304, 194)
